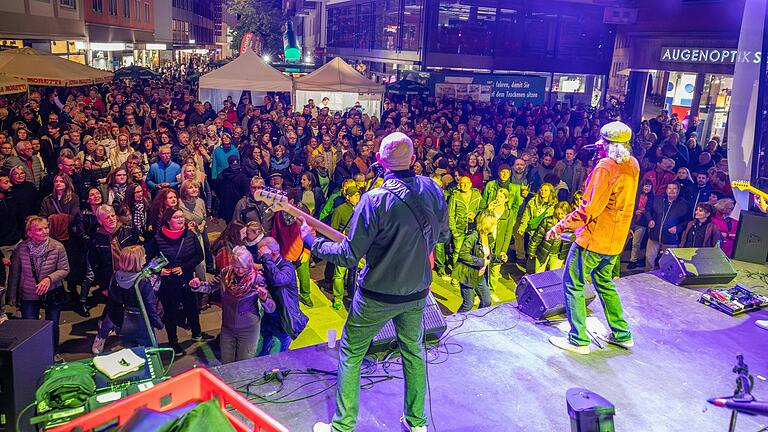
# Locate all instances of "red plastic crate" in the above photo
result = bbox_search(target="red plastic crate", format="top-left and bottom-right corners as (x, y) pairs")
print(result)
(48, 367), (288, 432)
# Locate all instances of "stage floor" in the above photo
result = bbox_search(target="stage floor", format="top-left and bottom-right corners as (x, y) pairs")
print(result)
(212, 262), (768, 432)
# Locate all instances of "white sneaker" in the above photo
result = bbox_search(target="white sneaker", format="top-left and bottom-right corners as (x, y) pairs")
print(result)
(401, 416), (427, 432)
(756, 320), (768, 331)
(92, 336), (106, 355)
(313, 422), (332, 432)
(549, 336), (590, 355)
(597, 333), (635, 349)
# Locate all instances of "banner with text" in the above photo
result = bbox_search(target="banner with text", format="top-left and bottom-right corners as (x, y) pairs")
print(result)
(429, 73), (546, 104)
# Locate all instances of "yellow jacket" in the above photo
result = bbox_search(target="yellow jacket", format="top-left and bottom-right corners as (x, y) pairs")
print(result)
(553, 156), (639, 256)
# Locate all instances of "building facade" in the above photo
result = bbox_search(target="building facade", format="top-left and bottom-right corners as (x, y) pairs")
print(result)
(84, 0), (156, 69)
(292, 0), (617, 106)
(0, 0), (86, 61)
(608, 0), (745, 140)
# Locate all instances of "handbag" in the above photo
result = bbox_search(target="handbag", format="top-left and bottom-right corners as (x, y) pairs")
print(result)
(28, 250), (65, 306)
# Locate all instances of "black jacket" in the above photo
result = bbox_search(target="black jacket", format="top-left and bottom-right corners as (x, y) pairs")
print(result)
(0, 195), (22, 247)
(216, 165), (251, 222)
(258, 254), (308, 339)
(88, 224), (141, 288)
(146, 228), (203, 288)
(648, 197), (691, 245)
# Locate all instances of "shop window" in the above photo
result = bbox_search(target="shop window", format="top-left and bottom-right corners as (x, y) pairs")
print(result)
(356, 3), (375, 50)
(495, 7), (522, 57)
(93, 0), (103, 12)
(327, 6), (356, 49)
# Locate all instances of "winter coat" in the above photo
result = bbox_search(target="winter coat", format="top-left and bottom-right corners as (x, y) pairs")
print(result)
(712, 214), (737, 257)
(528, 215), (570, 263)
(145, 228), (203, 290)
(8, 238), (69, 304)
(332, 161), (361, 193)
(553, 159), (586, 193)
(258, 254), (308, 339)
(553, 157), (640, 256)
(108, 271), (163, 332)
(647, 197), (691, 245)
(88, 224), (140, 289)
(211, 145), (240, 180)
(453, 230), (502, 287)
(448, 188), (482, 235)
(10, 181), (39, 221)
(518, 196), (556, 234)
(680, 219), (721, 248)
(0, 195), (22, 247)
(220, 281), (275, 332)
(216, 165), (251, 222)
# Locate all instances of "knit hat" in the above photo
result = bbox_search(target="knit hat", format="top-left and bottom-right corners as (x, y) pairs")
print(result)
(600, 121), (632, 144)
(377, 132), (414, 171)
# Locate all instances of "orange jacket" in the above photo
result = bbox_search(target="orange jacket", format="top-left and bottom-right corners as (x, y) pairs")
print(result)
(553, 156), (640, 256)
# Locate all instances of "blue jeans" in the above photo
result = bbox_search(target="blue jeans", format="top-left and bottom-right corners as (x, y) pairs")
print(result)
(563, 243), (632, 346)
(20, 297), (62, 352)
(258, 315), (292, 356)
(120, 313), (154, 348)
(458, 278), (491, 312)
(330, 290), (427, 432)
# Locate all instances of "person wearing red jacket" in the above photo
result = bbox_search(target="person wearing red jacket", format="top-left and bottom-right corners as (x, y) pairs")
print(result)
(640, 157), (676, 196)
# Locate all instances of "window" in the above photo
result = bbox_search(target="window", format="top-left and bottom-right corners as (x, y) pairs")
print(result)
(92, 0), (103, 13)
(144, 2), (150, 22)
(327, 6), (356, 49)
(123, 0), (130, 17)
(108, 0), (118, 15)
(134, 0), (140, 20)
(434, 0), (496, 55)
(60, 0), (77, 8)
(373, 0), (399, 50)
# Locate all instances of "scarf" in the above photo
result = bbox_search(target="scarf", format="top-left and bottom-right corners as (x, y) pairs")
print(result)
(222, 266), (256, 298)
(28, 238), (50, 259)
(161, 226), (185, 240)
(133, 201), (146, 232)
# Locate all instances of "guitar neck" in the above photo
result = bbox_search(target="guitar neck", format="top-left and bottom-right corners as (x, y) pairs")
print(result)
(282, 203), (346, 243)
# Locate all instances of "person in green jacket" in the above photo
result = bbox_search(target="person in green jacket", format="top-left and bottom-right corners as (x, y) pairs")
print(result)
(453, 212), (507, 312)
(448, 176), (482, 282)
(486, 188), (515, 293)
(329, 183), (360, 309)
(515, 182), (558, 271)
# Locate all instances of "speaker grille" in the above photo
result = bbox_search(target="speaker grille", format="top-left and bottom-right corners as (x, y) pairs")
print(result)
(369, 292), (447, 353)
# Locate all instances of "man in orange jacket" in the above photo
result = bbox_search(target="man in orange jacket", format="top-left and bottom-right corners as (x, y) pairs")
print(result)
(546, 121), (639, 354)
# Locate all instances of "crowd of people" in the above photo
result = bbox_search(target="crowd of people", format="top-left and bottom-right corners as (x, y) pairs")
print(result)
(0, 71), (739, 361)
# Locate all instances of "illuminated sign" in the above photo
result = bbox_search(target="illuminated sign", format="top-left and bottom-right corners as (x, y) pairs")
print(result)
(660, 47), (763, 64)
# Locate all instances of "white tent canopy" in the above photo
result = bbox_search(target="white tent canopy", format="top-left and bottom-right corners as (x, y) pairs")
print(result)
(199, 49), (293, 109)
(294, 57), (384, 117)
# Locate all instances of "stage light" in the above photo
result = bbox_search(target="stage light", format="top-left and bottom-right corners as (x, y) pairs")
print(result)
(263, 55), (272, 63)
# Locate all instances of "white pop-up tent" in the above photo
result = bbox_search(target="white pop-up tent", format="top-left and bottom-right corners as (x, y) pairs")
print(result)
(294, 57), (384, 118)
(199, 49), (293, 109)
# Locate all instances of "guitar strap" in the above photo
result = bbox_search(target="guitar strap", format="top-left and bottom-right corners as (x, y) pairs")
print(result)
(381, 178), (434, 244)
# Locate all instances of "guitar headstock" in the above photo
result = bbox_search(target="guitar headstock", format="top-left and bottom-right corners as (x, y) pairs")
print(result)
(253, 187), (289, 210)
(731, 180), (751, 191)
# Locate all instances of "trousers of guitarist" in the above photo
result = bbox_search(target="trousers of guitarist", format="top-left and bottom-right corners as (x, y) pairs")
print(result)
(546, 121), (639, 355)
(301, 132), (450, 432)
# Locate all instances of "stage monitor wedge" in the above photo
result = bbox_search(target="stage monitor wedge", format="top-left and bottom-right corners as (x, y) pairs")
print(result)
(515, 268), (597, 320)
(733, 211), (768, 264)
(658, 247), (737, 286)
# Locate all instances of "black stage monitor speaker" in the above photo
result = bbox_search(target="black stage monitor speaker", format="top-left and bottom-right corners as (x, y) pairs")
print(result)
(515, 268), (596, 320)
(733, 211), (768, 264)
(0, 320), (54, 432)
(658, 247), (737, 286)
(369, 292), (447, 353)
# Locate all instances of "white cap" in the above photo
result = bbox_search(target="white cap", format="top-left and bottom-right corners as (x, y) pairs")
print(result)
(378, 132), (414, 171)
(600, 121), (632, 144)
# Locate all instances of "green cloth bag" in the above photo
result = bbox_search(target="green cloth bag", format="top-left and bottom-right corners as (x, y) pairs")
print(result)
(157, 397), (236, 432)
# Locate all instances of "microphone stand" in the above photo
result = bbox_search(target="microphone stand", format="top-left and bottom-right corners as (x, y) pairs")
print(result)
(707, 354), (767, 432)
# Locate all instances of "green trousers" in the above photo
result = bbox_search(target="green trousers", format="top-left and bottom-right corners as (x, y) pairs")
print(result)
(563, 243), (632, 346)
(331, 291), (427, 431)
(333, 265), (348, 302)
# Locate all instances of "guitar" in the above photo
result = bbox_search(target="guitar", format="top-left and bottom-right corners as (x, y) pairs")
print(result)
(253, 187), (347, 243)
(731, 180), (768, 213)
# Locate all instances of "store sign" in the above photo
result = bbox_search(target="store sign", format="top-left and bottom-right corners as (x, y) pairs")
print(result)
(660, 47), (763, 64)
(430, 73), (546, 104)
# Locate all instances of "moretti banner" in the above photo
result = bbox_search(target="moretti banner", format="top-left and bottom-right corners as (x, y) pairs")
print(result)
(429, 73), (546, 104)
